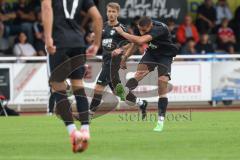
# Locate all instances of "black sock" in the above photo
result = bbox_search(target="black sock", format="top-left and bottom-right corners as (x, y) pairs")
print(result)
(89, 93), (102, 112)
(125, 78), (138, 104)
(48, 92), (56, 113)
(54, 91), (74, 126)
(158, 98), (168, 117)
(74, 89), (89, 125)
(126, 91), (137, 104)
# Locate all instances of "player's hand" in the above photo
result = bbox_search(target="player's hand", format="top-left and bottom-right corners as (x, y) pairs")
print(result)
(112, 48), (123, 57)
(86, 44), (99, 58)
(120, 56), (127, 70)
(45, 37), (56, 55)
(114, 26), (124, 35)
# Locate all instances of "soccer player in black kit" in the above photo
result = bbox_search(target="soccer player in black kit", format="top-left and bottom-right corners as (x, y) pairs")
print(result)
(89, 2), (147, 118)
(115, 16), (178, 132)
(41, 0), (102, 152)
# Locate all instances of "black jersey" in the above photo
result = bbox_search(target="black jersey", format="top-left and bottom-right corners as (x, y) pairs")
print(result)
(139, 21), (179, 57)
(52, 0), (95, 48)
(101, 22), (129, 62)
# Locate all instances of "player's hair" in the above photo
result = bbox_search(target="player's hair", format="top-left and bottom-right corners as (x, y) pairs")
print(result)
(107, 2), (120, 12)
(138, 16), (152, 27)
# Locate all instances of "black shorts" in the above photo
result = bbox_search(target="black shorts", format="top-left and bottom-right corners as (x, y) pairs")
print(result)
(140, 52), (173, 79)
(219, 42), (235, 52)
(48, 47), (86, 82)
(97, 55), (121, 90)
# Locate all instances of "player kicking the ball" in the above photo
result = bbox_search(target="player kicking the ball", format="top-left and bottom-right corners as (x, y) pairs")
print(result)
(114, 16), (178, 132)
(42, 0), (102, 152)
(89, 2), (147, 119)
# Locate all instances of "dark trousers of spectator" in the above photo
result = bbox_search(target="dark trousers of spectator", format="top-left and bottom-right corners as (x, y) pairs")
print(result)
(196, 19), (211, 34)
(218, 41), (235, 53)
(35, 39), (46, 55)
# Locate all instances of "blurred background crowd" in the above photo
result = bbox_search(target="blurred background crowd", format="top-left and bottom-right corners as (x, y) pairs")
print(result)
(0, 0), (240, 57)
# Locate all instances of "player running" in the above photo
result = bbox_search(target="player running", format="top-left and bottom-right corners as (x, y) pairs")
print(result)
(89, 2), (147, 119)
(114, 16), (178, 132)
(42, 0), (102, 153)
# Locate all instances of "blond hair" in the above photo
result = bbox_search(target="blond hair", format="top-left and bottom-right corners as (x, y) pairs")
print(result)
(107, 2), (120, 12)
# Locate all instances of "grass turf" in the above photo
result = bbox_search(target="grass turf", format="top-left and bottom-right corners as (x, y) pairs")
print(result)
(0, 111), (240, 160)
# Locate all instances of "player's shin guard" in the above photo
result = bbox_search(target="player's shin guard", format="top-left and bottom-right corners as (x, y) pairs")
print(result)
(73, 89), (89, 125)
(55, 91), (74, 126)
(89, 93), (102, 112)
(158, 97), (168, 118)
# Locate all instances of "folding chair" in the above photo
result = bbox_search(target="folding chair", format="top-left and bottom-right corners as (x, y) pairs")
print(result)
(0, 95), (8, 117)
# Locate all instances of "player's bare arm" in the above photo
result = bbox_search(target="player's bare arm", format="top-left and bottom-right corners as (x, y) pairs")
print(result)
(111, 43), (132, 57)
(114, 26), (152, 45)
(41, 0), (56, 54)
(120, 43), (139, 69)
(86, 6), (103, 57)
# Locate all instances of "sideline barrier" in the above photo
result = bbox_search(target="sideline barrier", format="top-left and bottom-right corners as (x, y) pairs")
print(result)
(0, 55), (240, 109)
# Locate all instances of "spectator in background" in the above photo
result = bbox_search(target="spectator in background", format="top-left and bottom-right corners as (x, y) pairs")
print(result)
(0, 21), (3, 37)
(13, 32), (36, 56)
(13, 0), (36, 44)
(196, 0), (217, 34)
(33, 10), (45, 56)
(230, 6), (240, 52)
(0, 0), (18, 53)
(217, 18), (236, 54)
(180, 38), (196, 55)
(216, 0), (232, 25)
(0, 0), (19, 38)
(195, 33), (215, 54)
(167, 18), (178, 44)
(177, 15), (199, 45)
(0, 21), (7, 53)
(29, 0), (41, 12)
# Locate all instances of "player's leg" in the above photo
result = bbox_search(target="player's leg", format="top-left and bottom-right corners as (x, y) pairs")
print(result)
(89, 64), (109, 114)
(127, 63), (150, 119)
(71, 79), (89, 127)
(67, 47), (96, 152)
(69, 65), (90, 141)
(50, 82), (76, 134)
(67, 47), (90, 128)
(115, 63), (150, 119)
(70, 69), (90, 151)
(48, 49), (77, 135)
(115, 52), (153, 99)
(153, 56), (173, 132)
(48, 89), (56, 115)
(89, 84), (106, 113)
(115, 52), (156, 119)
(70, 79), (90, 151)
(49, 48), (88, 153)
(153, 75), (170, 132)
(109, 55), (125, 99)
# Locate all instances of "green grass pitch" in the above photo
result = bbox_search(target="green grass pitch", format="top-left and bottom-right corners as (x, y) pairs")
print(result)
(0, 111), (240, 160)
